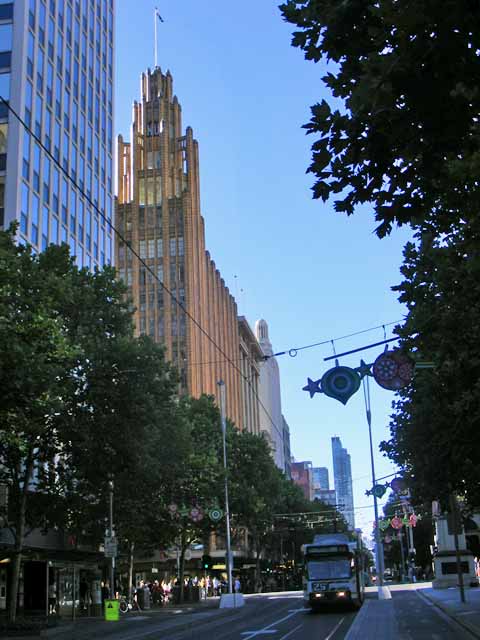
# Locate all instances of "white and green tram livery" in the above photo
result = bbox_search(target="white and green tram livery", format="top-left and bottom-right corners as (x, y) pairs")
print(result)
(302, 533), (365, 611)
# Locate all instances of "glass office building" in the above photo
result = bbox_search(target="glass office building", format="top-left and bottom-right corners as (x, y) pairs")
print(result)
(0, 0), (114, 268)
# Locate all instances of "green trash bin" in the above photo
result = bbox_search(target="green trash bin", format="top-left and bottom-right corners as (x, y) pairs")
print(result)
(104, 599), (120, 621)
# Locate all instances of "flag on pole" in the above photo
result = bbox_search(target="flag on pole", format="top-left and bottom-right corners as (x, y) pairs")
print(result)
(155, 7), (164, 22)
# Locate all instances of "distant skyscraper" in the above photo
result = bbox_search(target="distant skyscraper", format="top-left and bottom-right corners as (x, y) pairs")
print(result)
(312, 467), (329, 490)
(331, 437), (355, 529)
(3, 0), (115, 269)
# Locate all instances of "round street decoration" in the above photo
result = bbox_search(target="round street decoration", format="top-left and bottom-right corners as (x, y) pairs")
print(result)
(320, 365), (361, 405)
(390, 516), (403, 530)
(208, 508), (224, 523)
(372, 350), (414, 390)
(390, 477), (407, 494)
(190, 507), (204, 522)
(379, 519), (390, 531)
(372, 484), (387, 498)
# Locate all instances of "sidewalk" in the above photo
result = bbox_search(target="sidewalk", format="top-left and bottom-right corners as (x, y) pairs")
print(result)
(346, 584), (480, 639)
(345, 597), (400, 639)
(420, 585), (480, 638)
(35, 597), (231, 640)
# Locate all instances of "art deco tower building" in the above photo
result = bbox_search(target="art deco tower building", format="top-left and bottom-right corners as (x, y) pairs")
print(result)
(115, 67), (242, 427)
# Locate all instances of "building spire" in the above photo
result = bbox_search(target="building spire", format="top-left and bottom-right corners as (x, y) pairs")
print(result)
(154, 7), (164, 68)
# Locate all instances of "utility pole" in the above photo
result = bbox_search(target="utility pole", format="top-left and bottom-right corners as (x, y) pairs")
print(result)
(450, 492), (466, 604)
(217, 380), (233, 594)
(108, 476), (115, 599)
(363, 376), (385, 588)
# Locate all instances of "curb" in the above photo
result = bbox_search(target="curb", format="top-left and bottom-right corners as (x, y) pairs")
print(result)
(417, 590), (480, 639)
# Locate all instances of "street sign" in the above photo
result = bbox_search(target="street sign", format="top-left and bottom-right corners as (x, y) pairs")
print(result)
(104, 537), (118, 558)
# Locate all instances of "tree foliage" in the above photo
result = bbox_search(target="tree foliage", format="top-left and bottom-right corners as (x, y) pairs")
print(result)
(280, 0), (480, 236)
(380, 222), (480, 509)
(0, 228), (183, 618)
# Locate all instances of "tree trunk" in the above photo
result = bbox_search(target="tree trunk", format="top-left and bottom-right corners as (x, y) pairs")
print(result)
(178, 531), (187, 604)
(254, 535), (262, 593)
(9, 458), (33, 623)
(128, 542), (135, 597)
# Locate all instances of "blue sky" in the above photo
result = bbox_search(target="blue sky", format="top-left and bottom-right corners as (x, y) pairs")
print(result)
(115, 1), (412, 533)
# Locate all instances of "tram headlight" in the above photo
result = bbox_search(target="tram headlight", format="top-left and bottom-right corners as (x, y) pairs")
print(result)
(337, 591), (346, 597)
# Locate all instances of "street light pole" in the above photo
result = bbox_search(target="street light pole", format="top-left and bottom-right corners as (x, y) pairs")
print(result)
(108, 476), (115, 599)
(217, 380), (233, 594)
(362, 376), (385, 589)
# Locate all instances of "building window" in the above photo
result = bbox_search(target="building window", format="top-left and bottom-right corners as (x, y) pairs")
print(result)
(0, 71), (9, 118)
(46, 62), (53, 106)
(0, 52), (11, 71)
(24, 80), (33, 128)
(26, 30), (34, 77)
(35, 95), (42, 138)
(37, 48), (44, 93)
(78, 199), (84, 244)
(61, 178), (68, 224)
(38, 2), (46, 45)
(31, 194), (39, 245)
(138, 178), (145, 205)
(0, 4), (13, 22)
(42, 209), (49, 248)
(52, 167), (59, 214)
(43, 156), (50, 204)
(22, 131), (30, 180)
(62, 131), (69, 171)
(48, 16), (54, 60)
(51, 214), (58, 244)
(44, 108), (51, 151)
(0, 121), (6, 171)
(33, 143), (41, 193)
(70, 189), (76, 233)
(55, 75), (62, 119)
(21, 183), (29, 235)
(54, 120), (60, 161)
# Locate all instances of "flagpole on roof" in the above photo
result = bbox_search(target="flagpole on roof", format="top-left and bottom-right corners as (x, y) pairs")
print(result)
(154, 7), (165, 69)
(154, 7), (158, 68)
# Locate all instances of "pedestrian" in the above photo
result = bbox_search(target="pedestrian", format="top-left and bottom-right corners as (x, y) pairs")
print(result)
(234, 577), (241, 593)
(79, 576), (89, 611)
(101, 581), (109, 607)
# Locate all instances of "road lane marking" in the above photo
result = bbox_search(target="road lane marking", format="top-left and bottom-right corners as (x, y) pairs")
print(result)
(279, 622), (304, 640)
(240, 608), (304, 640)
(324, 616), (345, 640)
(241, 632), (277, 637)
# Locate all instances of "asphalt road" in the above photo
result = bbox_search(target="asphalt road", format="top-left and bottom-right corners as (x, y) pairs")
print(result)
(112, 592), (358, 640)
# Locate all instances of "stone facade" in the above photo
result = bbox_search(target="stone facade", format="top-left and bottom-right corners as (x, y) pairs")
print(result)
(238, 316), (262, 435)
(115, 67), (242, 427)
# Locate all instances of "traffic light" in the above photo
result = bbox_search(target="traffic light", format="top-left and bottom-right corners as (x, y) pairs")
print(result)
(202, 554), (213, 569)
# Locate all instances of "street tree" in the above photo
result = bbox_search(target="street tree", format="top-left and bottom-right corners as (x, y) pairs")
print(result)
(279, 0), (480, 236)
(0, 228), (185, 620)
(163, 395), (225, 602)
(380, 223), (480, 509)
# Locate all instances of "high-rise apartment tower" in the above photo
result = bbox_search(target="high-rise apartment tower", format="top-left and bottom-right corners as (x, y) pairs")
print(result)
(115, 66), (242, 427)
(2, 0), (115, 268)
(331, 436), (355, 529)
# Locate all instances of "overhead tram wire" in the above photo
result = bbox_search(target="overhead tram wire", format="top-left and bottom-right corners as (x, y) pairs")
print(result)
(2, 96), (283, 436)
(267, 320), (403, 360)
